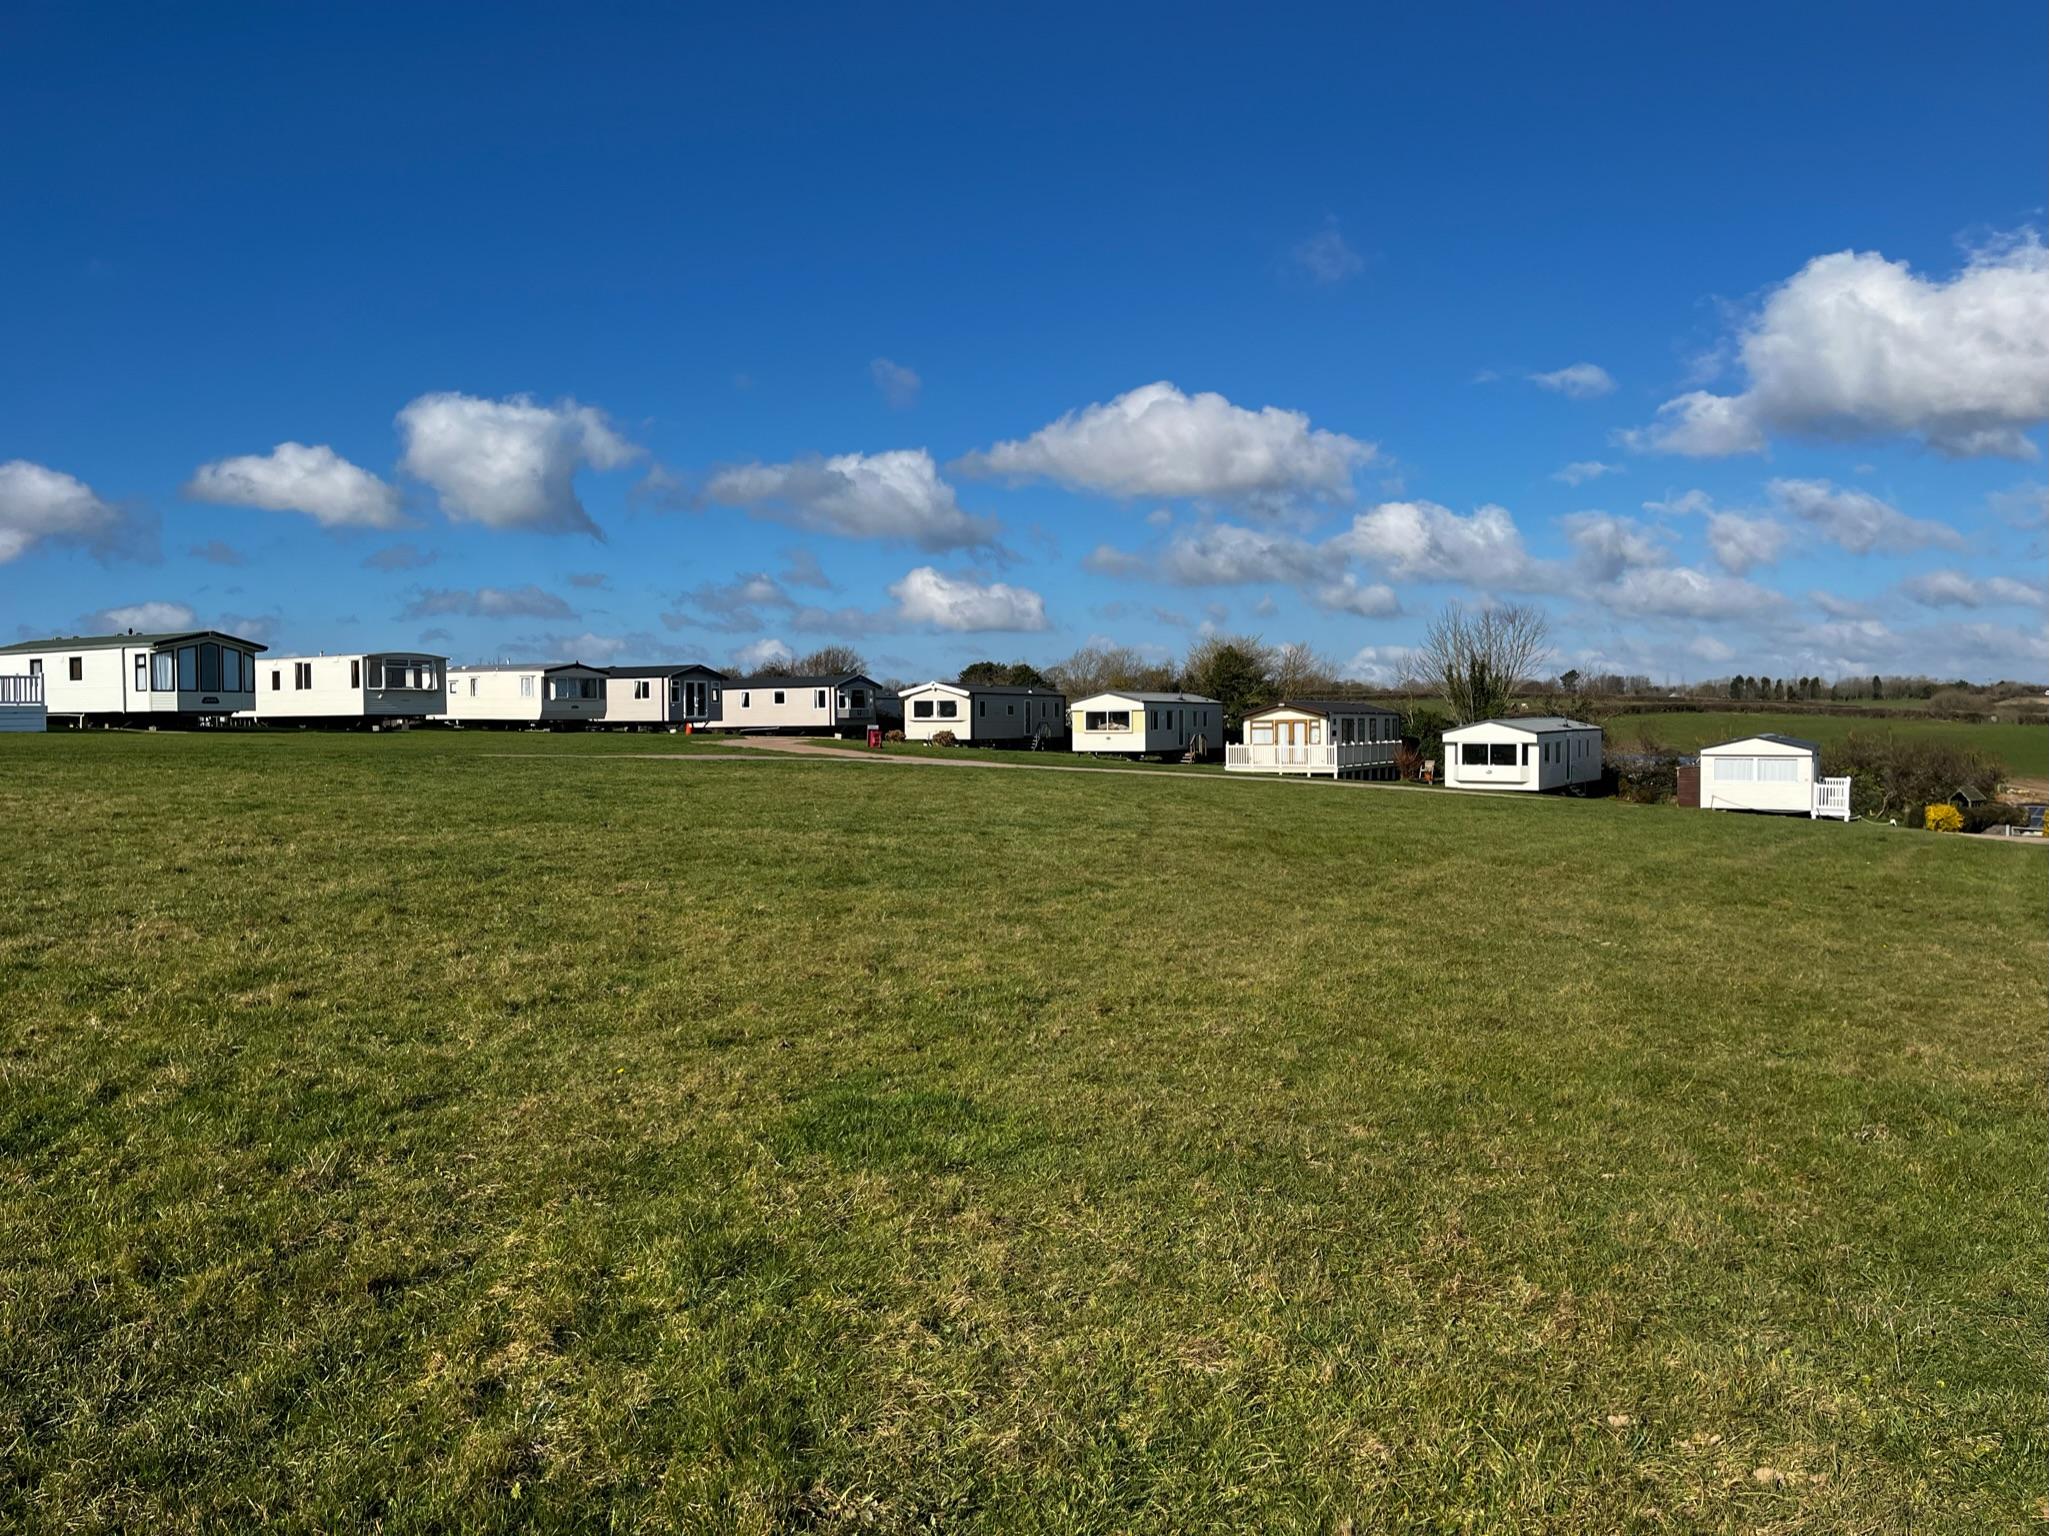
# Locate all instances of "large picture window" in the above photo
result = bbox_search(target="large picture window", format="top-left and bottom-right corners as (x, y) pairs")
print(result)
(1756, 757), (1799, 782)
(1490, 743), (1518, 766)
(1460, 743), (1488, 766)
(1085, 710), (1131, 731)
(913, 700), (935, 718)
(177, 646), (198, 691)
(1717, 756), (1756, 781)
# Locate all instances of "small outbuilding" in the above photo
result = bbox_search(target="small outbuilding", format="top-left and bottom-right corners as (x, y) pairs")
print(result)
(1442, 716), (1603, 792)
(898, 681), (1067, 745)
(256, 651), (448, 727)
(1068, 691), (1221, 759)
(1227, 699), (1404, 779)
(1696, 733), (1825, 815)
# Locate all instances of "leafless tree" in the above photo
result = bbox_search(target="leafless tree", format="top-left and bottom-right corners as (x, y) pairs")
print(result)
(1270, 640), (1341, 699)
(790, 643), (868, 677)
(1412, 602), (1551, 725)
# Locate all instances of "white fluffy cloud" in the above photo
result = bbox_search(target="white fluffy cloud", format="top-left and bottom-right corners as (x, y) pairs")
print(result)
(1628, 236), (2049, 458)
(731, 637), (794, 673)
(1333, 500), (1544, 589)
(960, 381), (1373, 504)
(185, 442), (402, 528)
(399, 585), (577, 621)
(1900, 569), (2046, 610)
(889, 566), (1048, 632)
(1157, 523), (1320, 586)
(0, 460), (130, 563)
(1705, 512), (1789, 575)
(1313, 574), (1401, 617)
(1767, 477), (1961, 554)
(1562, 512), (1669, 581)
(1341, 643), (1410, 685)
(1552, 460), (1620, 486)
(91, 600), (197, 632)
(704, 449), (996, 550)
(1601, 565), (1787, 622)
(1530, 363), (1615, 399)
(397, 392), (640, 536)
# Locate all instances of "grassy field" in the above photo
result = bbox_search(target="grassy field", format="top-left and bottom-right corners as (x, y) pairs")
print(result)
(1, 731), (2041, 1533)
(1604, 710), (2049, 779)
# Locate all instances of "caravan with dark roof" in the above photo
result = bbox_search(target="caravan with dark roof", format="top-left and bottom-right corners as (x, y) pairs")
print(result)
(445, 663), (610, 726)
(0, 629), (267, 725)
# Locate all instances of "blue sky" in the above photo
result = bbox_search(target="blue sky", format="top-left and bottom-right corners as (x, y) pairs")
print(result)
(3, 2), (2045, 683)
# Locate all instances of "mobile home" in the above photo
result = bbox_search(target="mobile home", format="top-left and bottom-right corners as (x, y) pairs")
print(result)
(255, 651), (448, 727)
(0, 629), (267, 724)
(1442, 716), (1602, 792)
(444, 662), (610, 726)
(1696, 733), (1848, 818)
(1068, 691), (1221, 759)
(718, 674), (881, 734)
(1227, 699), (1403, 779)
(898, 681), (1067, 745)
(604, 664), (725, 729)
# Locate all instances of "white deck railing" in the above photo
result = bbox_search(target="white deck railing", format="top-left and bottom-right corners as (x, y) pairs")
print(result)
(1226, 740), (1395, 776)
(0, 674), (45, 706)
(1811, 777), (1852, 821)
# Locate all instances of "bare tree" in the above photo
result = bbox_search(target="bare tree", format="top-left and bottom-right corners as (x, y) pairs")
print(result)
(1412, 602), (1550, 725)
(1270, 640), (1341, 700)
(1046, 644), (1177, 698)
(791, 643), (868, 677)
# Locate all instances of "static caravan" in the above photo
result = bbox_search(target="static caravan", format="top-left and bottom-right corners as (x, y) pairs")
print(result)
(718, 674), (881, 735)
(0, 629), (266, 725)
(604, 664), (725, 729)
(444, 662), (610, 726)
(1696, 734), (1847, 817)
(255, 652), (448, 727)
(1227, 699), (1404, 779)
(1442, 716), (1602, 792)
(898, 681), (1067, 745)
(1068, 691), (1222, 759)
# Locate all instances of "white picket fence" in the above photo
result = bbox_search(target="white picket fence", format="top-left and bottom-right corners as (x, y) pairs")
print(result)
(1811, 776), (1852, 821)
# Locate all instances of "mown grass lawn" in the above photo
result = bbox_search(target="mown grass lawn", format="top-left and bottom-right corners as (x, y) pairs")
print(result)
(1604, 710), (2049, 779)
(1, 731), (2041, 1533)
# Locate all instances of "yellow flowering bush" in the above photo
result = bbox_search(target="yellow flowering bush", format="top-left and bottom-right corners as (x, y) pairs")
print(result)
(1924, 804), (1964, 833)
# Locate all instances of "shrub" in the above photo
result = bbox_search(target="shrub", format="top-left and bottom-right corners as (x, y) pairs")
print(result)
(930, 729), (957, 747)
(1393, 744), (1424, 781)
(1821, 731), (2006, 823)
(1924, 804), (1964, 833)
(1604, 731), (1679, 803)
(884, 729), (905, 743)
(1963, 801), (2024, 833)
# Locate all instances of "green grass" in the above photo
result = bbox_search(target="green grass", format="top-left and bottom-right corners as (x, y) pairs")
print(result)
(1, 731), (2041, 1533)
(802, 736), (1228, 772)
(1605, 710), (2049, 779)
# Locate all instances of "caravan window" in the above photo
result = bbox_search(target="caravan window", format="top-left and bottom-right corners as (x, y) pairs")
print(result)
(1459, 743), (1487, 766)
(1717, 756), (1756, 781)
(177, 646), (198, 690)
(850, 689), (868, 708)
(67, 656), (83, 681)
(222, 648), (242, 692)
(134, 654), (148, 693)
(816, 690), (828, 709)
(1757, 757), (1799, 782)
(153, 653), (175, 691)
(937, 700), (958, 718)
(1085, 710), (1131, 731)
(914, 700), (935, 719)
(634, 680), (652, 700)
(1490, 743), (1518, 766)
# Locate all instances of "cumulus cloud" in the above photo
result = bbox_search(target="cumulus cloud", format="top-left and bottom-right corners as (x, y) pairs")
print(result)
(90, 600), (196, 632)
(1601, 565), (1787, 622)
(1332, 500), (1546, 589)
(1562, 512), (1669, 581)
(731, 636), (795, 673)
(1767, 477), (1961, 554)
(1900, 569), (2047, 610)
(1627, 235), (2049, 458)
(1159, 523), (1321, 585)
(185, 442), (402, 528)
(396, 392), (640, 536)
(889, 566), (1048, 632)
(959, 381), (1373, 505)
(703, 449), (996, 551)
(1529, 363), (1615, 399)
(1552, 460), (1621, 486)
(1294, 220), (1364, 285)
(1341, 644), (1410, 685)
(1313, 574), (1401, 617)
(1704, 512), (1789, 575)
(1619, 390), (1768, 456)
(399, 585), (577, 621)
(662, 572), (794, 633)
(870, 358), (922, 409)
(528, 630), (633, 663)
(0, 459), (133, 564)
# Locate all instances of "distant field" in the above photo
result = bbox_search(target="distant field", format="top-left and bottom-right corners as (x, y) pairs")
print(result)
(1, 731), (2041, 1533)
(1605, 710), (2049, 778)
